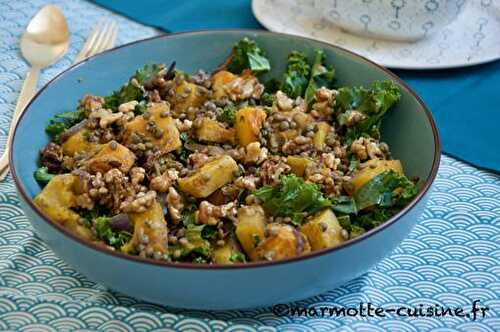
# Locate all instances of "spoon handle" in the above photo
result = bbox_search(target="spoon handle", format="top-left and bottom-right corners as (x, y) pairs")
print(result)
(0, 66), (40, 180)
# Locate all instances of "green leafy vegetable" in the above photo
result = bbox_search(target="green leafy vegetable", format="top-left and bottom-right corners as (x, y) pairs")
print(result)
(78, 206), (106, 228)
(201, 225), (218, 240)
(260, 93), (274, 107)
(254, 174), (331, 225)
(185, 224), (212, 257)
(228, 38), (271, 75)
(175, 131), (195, 164)
(350, 224), (366, 237)
(229, 252), (247, 263)
(54, 107), (87, 125)
(337, 215), (351, 230)
(260, 78), (281, 106)
(134, 102), (147, 115)
(331, 170), (416, 238)
(170, 224), (212, 259)
(45, 122), (66, 141)
(34, 166), (55, 185)
(264, 78), (281, 94)
(330, 196), (357, 215)
(354, 170), (417, 211)
(337, 80), (401, 144)
(134, 63), (164, 83)
(352, 207), (397, 232)
(280, 51), (311, 99)
(304, 49), (335, 105)
(181, 210), (196, 227)
(94, 216), (132, 248)
(218, 105), (237, 125)
(348, 158), (360, 173)
(179, 132), (188, 143)
(104, 64), (164, 110)
(45, 107), (87, 142)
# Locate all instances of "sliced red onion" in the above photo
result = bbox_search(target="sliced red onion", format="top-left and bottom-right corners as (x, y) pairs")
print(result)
(184, 141), (224, 155)
(109, 213), (132, 232)
(60, 119), (88, 143)
(165, 61), (176, 80)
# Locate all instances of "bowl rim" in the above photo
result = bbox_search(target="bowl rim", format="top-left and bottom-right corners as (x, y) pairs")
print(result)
(10, 29), (441, 270)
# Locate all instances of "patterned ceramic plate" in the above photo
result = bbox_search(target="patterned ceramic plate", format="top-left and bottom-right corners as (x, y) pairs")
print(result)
(252, 0), (500, 69)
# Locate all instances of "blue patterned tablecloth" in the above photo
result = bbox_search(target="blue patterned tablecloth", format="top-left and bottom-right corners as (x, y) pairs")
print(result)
(0, 1), (499, 331)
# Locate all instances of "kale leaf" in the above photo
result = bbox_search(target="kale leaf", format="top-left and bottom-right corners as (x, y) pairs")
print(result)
(260, 78), (281, 106)
(304, 49), (335, 105)
(337, 80), (401, 144)
(45, 122), (66, 141)
(264, 78), (281, 94)
(217, 105), (237, 125)
(228, 38), (271, 75)
(45, 107), (87, 142)
(229, 252), (247, 263)
(330, 170), (416, 237)
(260, 93), (274, 107)
(352, 207), (397, 232)
(353, 170), (417, 211)
(254, 174), (331, 225)
(34, 166), (55, 185)
(170, 224), (212, 259)
(330, 196), (357, 215)
(104, 64), (164, 110)
(54, 107), (87, 125)
(201, 225), (218, 240)
(94, 216), (132, 249)
(134, 63), (164, 83)
(280, 51), (311, 99)
(181, 210), (197, 227)
(79, 206), (105, 228)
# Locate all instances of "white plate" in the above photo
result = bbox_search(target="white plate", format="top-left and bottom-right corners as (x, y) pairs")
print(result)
(252, 0), (500, 69)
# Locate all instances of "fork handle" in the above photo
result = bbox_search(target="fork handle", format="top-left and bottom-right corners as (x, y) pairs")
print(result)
(0, 66), (40, 180)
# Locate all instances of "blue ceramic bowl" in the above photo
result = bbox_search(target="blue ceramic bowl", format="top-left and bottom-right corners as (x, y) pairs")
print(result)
(10, 30), (440, 310)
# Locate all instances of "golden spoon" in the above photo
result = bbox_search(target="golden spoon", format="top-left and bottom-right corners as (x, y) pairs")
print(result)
(0, 4), (70, 180)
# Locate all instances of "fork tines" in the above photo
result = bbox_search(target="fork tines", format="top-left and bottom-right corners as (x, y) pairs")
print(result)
(74, 20), (118, 64)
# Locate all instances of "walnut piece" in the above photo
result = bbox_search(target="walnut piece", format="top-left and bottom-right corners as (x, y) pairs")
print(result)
(196, 200), (237, 225)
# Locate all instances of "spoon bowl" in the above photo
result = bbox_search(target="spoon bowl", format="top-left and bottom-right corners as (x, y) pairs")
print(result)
(21, 4), (70, 67)
(0, 4), (70, 180)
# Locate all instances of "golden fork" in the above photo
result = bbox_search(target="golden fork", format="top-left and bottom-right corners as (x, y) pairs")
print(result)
(73, 20), (118, 64)
(0, 20), (119, 180)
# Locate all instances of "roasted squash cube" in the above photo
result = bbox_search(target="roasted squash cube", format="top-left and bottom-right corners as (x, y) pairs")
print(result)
(212, 70), (238, 101)
(123, 103), (181, 154)
(33, 174), (93, 240)
(235, 107), (267, 147)
(313, 122), (330, 151)
(351, 159), (403, 192)
(173, 81), (207, 114)
(121, 200), (168, 255)
(212, 237), (244, 264)
(235, 205), (266, 261)
(300, 209), (345, 250)
(256, 224), (311, 261)
(286, 156), (313, 177)
(61, 129), (97, 157)
(196, 118), (235, 144)
(178, 155), (238, 198)
(87, 141), (135, 174)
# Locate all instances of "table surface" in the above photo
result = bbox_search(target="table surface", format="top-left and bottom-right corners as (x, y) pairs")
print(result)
(0, 0), (498, 331)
